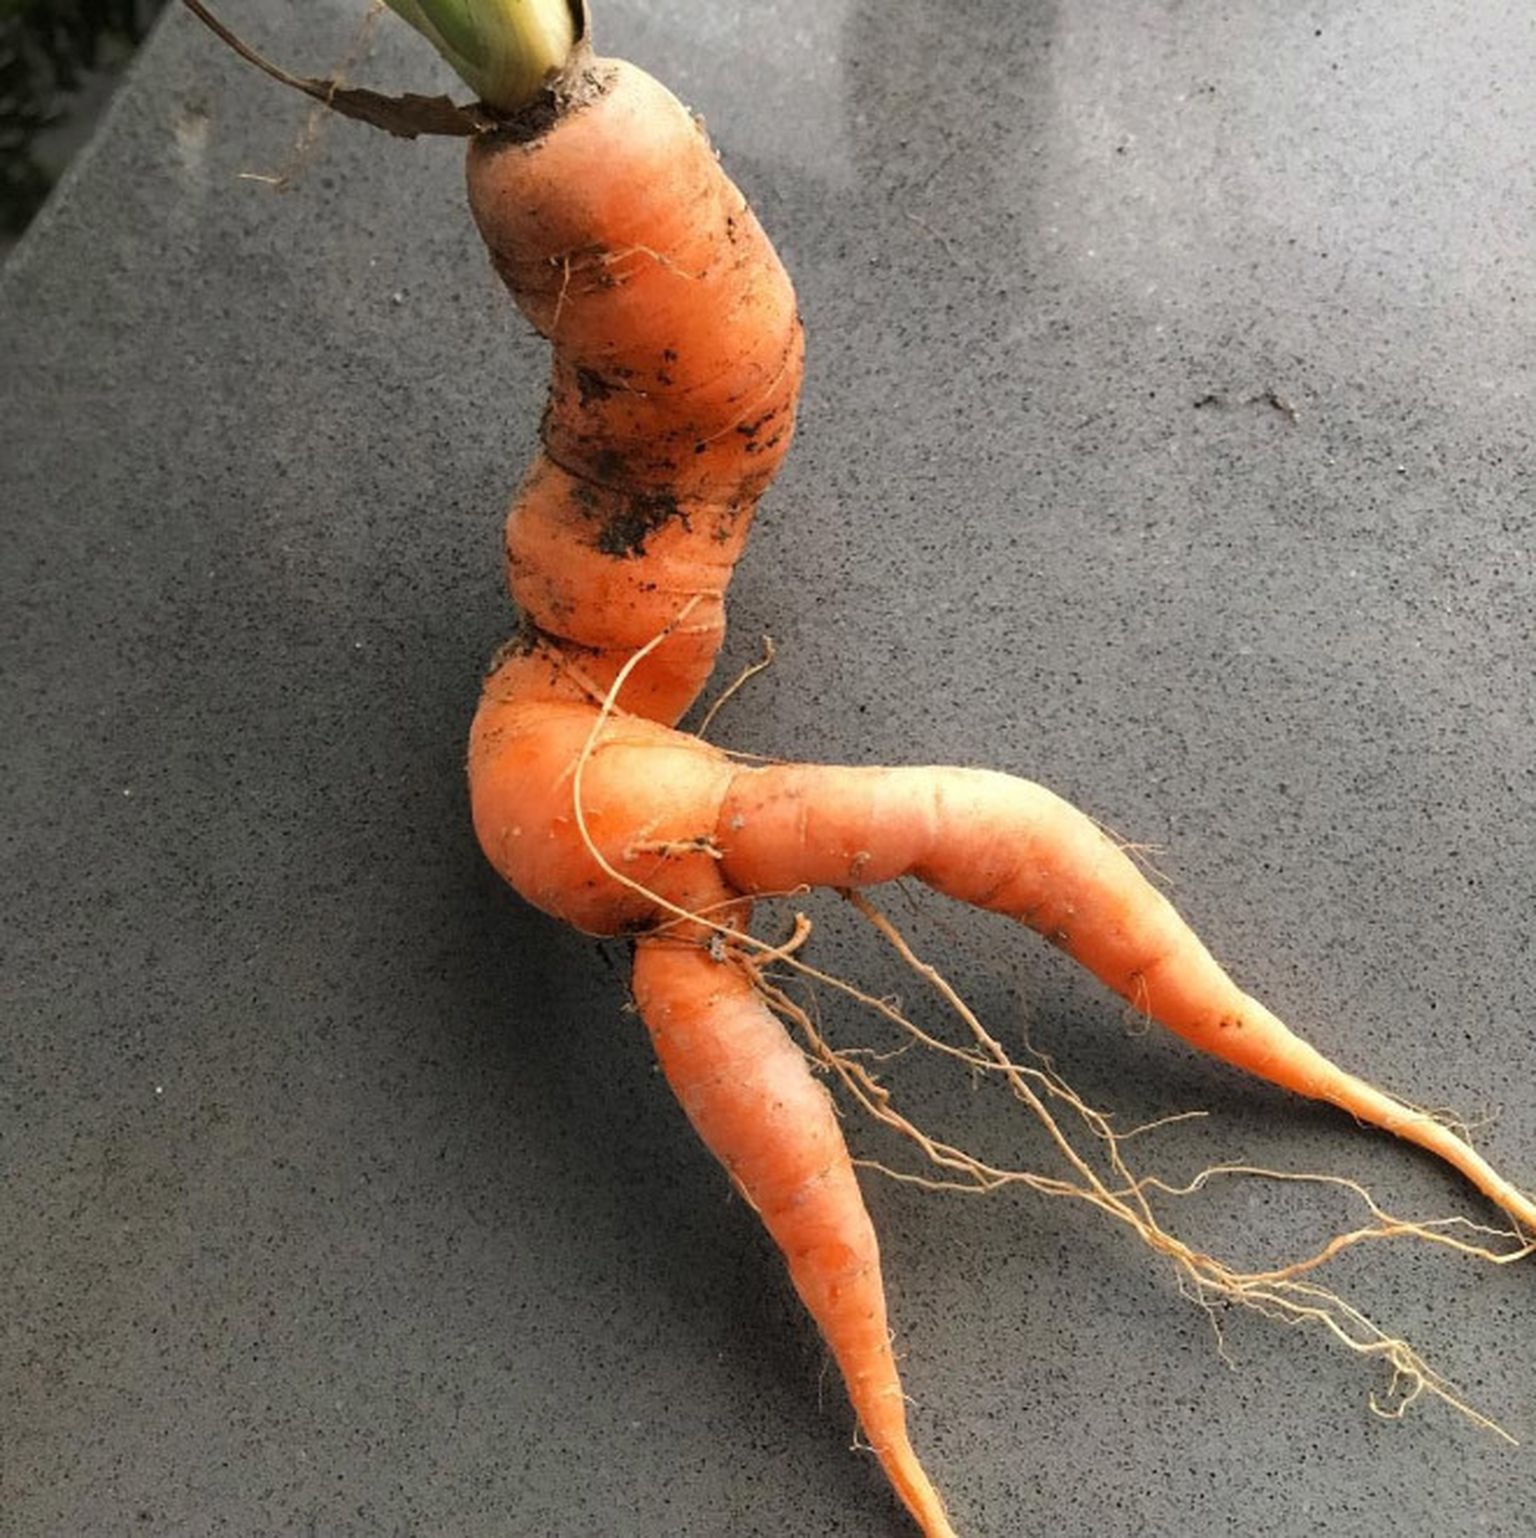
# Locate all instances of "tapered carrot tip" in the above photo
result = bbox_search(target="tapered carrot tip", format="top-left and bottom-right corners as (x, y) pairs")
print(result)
(878, 1436), (959, 1538)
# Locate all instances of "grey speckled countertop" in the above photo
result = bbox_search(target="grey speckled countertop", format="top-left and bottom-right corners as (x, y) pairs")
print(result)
(4, 3), (1534, 1535)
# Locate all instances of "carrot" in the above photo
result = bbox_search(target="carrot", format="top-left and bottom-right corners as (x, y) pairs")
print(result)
(463, 52), (802, 730)
(186, 3), (1535, 1534)
(459, 24), (1535, 1517)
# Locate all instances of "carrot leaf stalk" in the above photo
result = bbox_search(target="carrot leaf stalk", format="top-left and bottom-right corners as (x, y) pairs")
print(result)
(382, 0), (581, 112)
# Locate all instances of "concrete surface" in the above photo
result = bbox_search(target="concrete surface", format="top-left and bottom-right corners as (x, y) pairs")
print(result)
(3, 2), (1534, 1534)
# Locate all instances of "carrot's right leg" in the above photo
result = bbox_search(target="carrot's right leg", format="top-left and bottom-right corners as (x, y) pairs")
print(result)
(631, 936), (958, 1538)
(715, 761), (1536, 1235)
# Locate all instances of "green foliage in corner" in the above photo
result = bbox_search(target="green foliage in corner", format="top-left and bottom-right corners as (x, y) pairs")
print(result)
(1, 0), (165, 236)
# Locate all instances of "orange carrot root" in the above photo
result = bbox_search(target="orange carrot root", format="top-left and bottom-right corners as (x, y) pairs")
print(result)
(189, 4), (1535, 1531)
(450, 46), (1533, 1536)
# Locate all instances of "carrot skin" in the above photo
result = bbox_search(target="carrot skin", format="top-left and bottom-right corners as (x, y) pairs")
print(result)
(465, 59), (802, 723)
(498, 454), (758, 725)
(468, 698), (736, 934)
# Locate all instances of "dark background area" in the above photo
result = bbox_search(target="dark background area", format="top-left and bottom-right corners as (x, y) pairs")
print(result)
(1, 0), (167, 250)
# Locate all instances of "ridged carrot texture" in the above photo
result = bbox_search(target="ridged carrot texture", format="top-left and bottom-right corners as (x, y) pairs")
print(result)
(467, 55), (803, 730)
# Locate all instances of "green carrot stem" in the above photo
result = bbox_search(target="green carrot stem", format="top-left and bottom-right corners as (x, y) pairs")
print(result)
(383, 0), (579, 112)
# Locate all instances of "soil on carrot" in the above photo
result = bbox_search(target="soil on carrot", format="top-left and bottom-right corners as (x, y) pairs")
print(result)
(595, 490), (687, 557)
(478, 54), (617, 146)
(575, 365), (618, 405)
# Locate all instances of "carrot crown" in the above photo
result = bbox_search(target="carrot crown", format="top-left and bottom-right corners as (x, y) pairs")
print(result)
(383, 0), (581, 112)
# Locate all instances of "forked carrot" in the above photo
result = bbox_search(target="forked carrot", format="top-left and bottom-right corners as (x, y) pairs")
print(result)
(185, 3), (1535, 1533)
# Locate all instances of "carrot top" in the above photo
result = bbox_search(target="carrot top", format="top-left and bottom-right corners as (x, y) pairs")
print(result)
(382, 0), (582, 111)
